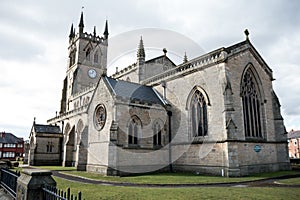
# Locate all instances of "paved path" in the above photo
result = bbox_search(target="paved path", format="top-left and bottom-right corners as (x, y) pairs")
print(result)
(51, 170), (300, 188)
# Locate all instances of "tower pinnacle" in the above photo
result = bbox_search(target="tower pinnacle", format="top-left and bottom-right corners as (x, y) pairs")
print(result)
(137, 36), (145, 59)
(103, 20), (109, 39)
(69, 23), (74, 39)
(79, 12), (84, 34)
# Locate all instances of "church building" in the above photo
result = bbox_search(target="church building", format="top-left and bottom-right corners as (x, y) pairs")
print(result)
(29, 12), (290, 177)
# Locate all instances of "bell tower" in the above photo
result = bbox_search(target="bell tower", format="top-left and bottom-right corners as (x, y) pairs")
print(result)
(60, 12), (108, 114)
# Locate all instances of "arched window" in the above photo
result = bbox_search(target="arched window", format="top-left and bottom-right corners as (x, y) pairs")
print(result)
(241, 68), (262, 138)
(94, 51), (99, 63)
(128, 117), (140, 145)
(190, 90), (208, 137)
(69, 49), (76, 67)
(153, 121), (162, 146)
(86, 48), (91, 61)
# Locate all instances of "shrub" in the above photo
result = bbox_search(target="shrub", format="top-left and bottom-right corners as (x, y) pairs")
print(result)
(13, 162), (19, 167)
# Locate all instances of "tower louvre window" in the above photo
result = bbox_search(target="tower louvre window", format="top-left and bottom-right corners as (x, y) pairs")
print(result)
(94, 51), (99, 63)
(69, 49), (76, 67)
(86, 48), (91, 61)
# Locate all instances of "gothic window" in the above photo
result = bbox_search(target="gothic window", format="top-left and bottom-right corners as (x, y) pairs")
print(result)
(86, 48), (91, 61)
(94, 51), (99, 63)
(153, 121), (162, 146)
(241, 69), (262, 138)
(46, 142), (54, 153)
(128, 116), (140, 145)
(190, 90), (208, 137)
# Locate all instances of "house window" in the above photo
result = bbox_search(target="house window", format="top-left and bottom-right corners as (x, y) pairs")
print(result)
(46, 142), (54, 153)
(241, 69), (262, 138)
(128, 117), (140, 145)
(3, 143), (16, 148)
(153, 121), (162, 146)
(3, 152), (15, 158)
(190, 90), (208, 137)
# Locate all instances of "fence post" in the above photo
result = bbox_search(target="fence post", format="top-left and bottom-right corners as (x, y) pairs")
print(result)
(16, 169), (56, 200)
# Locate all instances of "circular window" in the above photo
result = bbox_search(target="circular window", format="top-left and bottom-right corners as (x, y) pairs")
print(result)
(94, 104), (106, 130)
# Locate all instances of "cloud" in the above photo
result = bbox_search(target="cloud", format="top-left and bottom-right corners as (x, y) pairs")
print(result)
(0, 0), (300, 139)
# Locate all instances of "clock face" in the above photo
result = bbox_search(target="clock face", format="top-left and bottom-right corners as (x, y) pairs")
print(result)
(88, 69), (97, 78)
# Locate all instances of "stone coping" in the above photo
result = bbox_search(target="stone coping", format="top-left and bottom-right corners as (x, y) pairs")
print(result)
(22, 169), (52, 176)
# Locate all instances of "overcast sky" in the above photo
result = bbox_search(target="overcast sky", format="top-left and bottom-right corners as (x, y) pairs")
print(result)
(0, 0), (299, 139)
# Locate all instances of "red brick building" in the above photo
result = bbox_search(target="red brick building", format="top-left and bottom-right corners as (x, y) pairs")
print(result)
(0, 132), (24, 161)
(288, 130), (300, 158)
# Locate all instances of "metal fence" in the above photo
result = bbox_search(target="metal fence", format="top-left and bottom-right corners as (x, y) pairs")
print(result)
(0, 168), (20, 199)
(43, 185), (82, 200)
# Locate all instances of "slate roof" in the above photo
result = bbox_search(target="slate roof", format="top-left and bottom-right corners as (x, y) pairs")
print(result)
(288, 130), (300, 139)
(34, 124), (61, 134)
(0, 132), (23, 143)
(105, 76), (165, 105)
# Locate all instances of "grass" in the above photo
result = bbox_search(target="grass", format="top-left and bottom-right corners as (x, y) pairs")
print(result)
(277, 177), (300, 185)
(60, 170), (300, 184)
(29, 166), (300, 199)
(32, 166), (300, 185)
(34, 166), (76, 171)
(54, 177), (300, 200)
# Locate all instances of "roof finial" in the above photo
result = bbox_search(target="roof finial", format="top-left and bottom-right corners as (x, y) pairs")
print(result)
(163, 48), (167, 56)
(33, 117), (36, 125)
(183, 52), (188, 63)
(103, 20), (109, 39)
(244, 29), (249, 40)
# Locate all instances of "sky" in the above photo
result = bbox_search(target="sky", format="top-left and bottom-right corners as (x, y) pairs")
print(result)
(0, 0), (299, 139)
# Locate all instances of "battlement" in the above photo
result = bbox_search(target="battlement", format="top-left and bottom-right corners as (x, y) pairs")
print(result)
(142, 48), (228, 86)
(47, 104), (88, 124)
(72, 83), (97, 99)
(111, 63), (137, 78)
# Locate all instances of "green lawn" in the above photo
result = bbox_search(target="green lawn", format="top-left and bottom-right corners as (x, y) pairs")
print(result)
(277, 177), (300, 185)
(54, 177), (300, 200)
(32, 166), (300, 185)
(60, 170), (299, 184)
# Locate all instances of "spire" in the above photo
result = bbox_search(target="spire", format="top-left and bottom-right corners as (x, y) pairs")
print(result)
(69, 23), (74, 39)
(103, 20), (109, 39)
(183, 52), (188, 63)
(137, 36), (145, 59)
(79, 12), (84, 34)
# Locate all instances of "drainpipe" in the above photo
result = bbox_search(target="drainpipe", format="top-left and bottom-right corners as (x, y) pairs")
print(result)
(60, 121), (64, 165)
(167, 110), (173, 172)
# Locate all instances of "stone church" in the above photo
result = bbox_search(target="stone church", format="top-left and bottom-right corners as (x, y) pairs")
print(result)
(29, 12), (290, 177)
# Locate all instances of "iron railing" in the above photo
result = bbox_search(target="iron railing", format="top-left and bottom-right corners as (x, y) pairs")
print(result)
(0, 168), (20, 198)
(43, 185), (82, 200)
